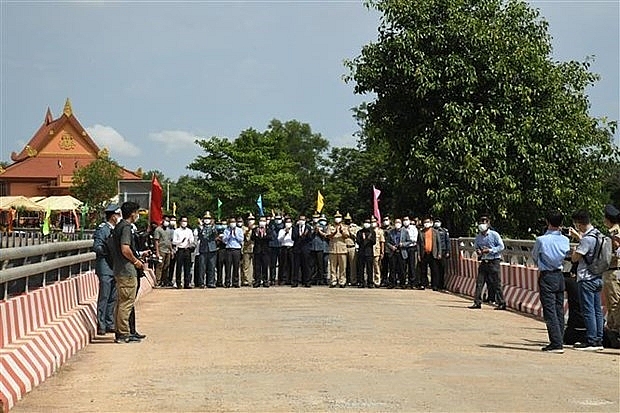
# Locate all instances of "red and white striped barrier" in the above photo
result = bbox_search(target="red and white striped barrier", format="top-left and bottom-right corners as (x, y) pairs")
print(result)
(1, 269), (155, 412)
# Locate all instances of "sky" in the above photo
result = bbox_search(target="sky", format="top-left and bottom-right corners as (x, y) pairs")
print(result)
(0, 0), (618, 180)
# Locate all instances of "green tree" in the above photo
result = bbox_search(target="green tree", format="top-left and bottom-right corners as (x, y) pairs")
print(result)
(187, 119), (329, 218)
(71, 154), (121, 213)
(345, 0), (619, 237)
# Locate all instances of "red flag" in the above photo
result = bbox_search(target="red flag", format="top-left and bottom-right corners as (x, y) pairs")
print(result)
(372, 186), (381, 223)
(150, 175), (164, 224)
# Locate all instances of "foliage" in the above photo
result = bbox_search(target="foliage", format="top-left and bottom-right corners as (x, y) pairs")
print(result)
(70, 155), (122, 213)
(345, 0), (619, 237)
(187, 119), (330, 218)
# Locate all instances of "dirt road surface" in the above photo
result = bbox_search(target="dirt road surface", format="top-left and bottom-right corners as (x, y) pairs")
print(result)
(11, 287), (620, 412)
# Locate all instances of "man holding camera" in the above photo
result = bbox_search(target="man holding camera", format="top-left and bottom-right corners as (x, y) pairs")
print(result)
(469, 216), (506, 310)
(532, 211), (570, 353)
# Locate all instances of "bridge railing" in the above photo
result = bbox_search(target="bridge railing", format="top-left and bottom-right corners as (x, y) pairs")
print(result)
(0, 240), (95, 301)
(0, 229), (94, 249)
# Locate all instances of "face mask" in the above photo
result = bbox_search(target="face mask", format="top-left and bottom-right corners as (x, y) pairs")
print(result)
(312, 218), (319, 223)
(259, 221), (267, 227)
(334, 218), (342, 224)
(285, 222), (292, 229)
(403, 220), (410, 227)
(298, 220), (306, 226)
(204, 219), (211, 225)
(248, 220), (255, 226)
(236, 222), (243, 227)
(478, 223), (488, 232)
(434, 222), (441, 228)
(423, 222), (432, 229)
(383, 220), (390, 226)
(170, 220), (177, 228)
(180, 222), (187, 228)
(275, 219), (282, 225)
(319, 220), (327, 226)
(229, 222), (236, 228)
(363, 223), (371, 229)
(163, 221), (169, 227)
(216, 224), (225, 231)
(395, 223), (402, 229)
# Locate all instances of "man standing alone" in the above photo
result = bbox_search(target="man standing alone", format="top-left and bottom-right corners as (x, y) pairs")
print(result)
(469, 216), (506, 310)
(532, 211), (570, 353)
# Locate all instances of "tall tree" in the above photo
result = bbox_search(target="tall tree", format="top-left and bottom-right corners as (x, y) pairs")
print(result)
(187, 120), (329, 218)
(71, 154), (121, 211)
(346, 0), (618, 237)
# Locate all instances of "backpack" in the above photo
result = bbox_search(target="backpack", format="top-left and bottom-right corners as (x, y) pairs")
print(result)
(584, 230), (613, 275)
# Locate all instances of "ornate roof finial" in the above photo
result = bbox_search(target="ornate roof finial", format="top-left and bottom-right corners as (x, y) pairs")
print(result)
(63, 98), (73, 117)
(45, 107), (53, 125)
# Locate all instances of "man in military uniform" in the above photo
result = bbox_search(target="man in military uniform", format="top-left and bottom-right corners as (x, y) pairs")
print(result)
(344, 213), (359, 286)
(92, 204), (121, 335)
(328, 211), (350, 288)
(371, 216), (385, 288)
(241, 214), (255, 287)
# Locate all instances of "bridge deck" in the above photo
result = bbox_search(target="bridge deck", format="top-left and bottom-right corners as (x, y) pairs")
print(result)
(11, 287), (620, 412)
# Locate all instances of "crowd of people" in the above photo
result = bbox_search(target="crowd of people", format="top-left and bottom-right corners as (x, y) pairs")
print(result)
(90, 201), (620, 351)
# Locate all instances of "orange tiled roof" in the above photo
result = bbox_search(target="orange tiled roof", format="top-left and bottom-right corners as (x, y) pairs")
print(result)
(1, 156), (140, 180)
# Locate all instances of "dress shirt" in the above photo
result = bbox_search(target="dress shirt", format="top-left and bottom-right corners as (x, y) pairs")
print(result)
(474, 229), (504, 260)
(405, 225), (418, 246)
(278, 228), (295, 247)
(173, 227), (194, 249)
(223, 226), (244, 249)
(532, 229), (570, 271)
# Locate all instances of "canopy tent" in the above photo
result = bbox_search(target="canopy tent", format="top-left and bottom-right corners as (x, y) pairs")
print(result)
(34, 195), (83, 211)
(0, 196), (46, 212)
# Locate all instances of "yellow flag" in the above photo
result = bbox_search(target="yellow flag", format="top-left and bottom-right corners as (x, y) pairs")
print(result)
(42, 207), (51, 235)
(173, 202), (177, 217)
(316, 190), (324, 213)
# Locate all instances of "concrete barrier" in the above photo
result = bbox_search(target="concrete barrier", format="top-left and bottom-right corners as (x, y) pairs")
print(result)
(0, 269), (155, 412)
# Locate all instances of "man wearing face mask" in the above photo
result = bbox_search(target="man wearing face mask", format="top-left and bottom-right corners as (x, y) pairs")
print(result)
(173, 216), (195, 289)
(110, 202), (144, 343)
(402, 216), (420, 288)
(251, 216), (273, 287)
(381, 216), (393, 287)
(222, 217), (244, 288)
(92, 204), (122, 336)
(292, 214), (313, 287)
(215, 219), (227, 287)
(386, 218), (411, 288)
(165, 216), (177, 288)
(152, 217), (172, 288)
(241, 214), (255, 287)
(469, 216), (506, 310)
(327, 211), (350, 288)
(343, 213), (359, 287)
(310, 213), (329, 285)
(268, 213), (284, 285)
(370, 216), (385, 288)
(417, 216), (442, 291)
(356, 217), (376, 288)
(198, 212), (218, 288)
(277, 217), (295, 285)
(433, 218), (450, 291)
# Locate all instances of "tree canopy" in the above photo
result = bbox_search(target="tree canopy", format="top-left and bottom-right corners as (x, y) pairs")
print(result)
(345, 0), (619, 236)
(70, 154), (121, 211)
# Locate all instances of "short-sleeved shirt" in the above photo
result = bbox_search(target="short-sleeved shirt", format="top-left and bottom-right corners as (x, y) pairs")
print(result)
(112, 219), (137, 278)
(153, 226), (172, 254)
(373, 227), (385, 256)
(575, 227), (600, 281)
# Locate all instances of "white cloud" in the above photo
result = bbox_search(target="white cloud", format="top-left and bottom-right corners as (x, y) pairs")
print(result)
(148, 130), (197, 153)
(86, 124), (141, 157)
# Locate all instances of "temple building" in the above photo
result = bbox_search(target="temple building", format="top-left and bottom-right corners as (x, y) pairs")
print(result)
(0, 99), (141, 197)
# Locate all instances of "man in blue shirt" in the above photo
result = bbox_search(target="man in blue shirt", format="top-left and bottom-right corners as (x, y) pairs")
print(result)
(222, 217), (244, 287)
(569, 210), (605, 350)
(532, 211), (570, 353)
(469, 216), (506, 310)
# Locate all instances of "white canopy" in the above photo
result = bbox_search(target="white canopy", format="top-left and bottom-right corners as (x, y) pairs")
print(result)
(34, 195), (83, 211)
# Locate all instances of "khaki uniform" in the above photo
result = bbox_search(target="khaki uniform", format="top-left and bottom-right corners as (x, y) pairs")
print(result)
(603, 224), (620, 333)
(241, 226), (254, 285)
(328, 224), (350, 286)
(345, 224), (359, 284)
(373, 227), (385, 286)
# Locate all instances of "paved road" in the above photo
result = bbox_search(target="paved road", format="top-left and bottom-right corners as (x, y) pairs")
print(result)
(12, 287), (620, 412)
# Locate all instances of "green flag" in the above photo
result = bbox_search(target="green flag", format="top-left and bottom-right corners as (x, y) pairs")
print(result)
(217, 198), (222, 220)
(42, 207), (51, 236)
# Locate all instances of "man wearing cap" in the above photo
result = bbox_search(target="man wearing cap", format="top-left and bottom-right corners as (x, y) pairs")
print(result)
(344, 213), (359, 286)
(603, 204), (620, 346)
(92, 204), (122, 335)
(327, 211), (350, 288)
(371, 216), (385, 288)
(198, 212), (218, 288)
(241, 214), (255, 287)
(356, 217), (376, 288)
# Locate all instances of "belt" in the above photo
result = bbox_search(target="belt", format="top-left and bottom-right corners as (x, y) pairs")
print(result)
(481, 258), (500, 264)
(540, 269), (562, 276)
(609, 267), (620, 271)
(347, 246), (356, 248)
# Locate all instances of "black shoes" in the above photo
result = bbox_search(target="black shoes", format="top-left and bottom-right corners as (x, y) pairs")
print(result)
(494, 304), (507, 310)
(468, 304), (482, 309)
(541, 345), (564, 353)
(131, 332), (146, 339)
(115, 335), (141, 343)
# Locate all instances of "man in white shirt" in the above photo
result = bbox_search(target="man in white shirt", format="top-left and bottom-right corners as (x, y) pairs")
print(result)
(172, 216), (195, 289)
(277, 217), (295, 285)
(402, 216), (420, 288)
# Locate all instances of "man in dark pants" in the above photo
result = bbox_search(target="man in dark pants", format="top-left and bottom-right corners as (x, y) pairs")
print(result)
(418, 216), (442, 291)
(356, 218), (376, 288)
(310, 213), (329, 285)
(469, 216), (506, 310)
(198, 212), (218, 288)
(402, 216), (419, 288)
(268, 213), (284, 285)
(292, 215), (313, 287)
(251, 216), (272, 287)
(532, 211), (571, 353)
(433, 218), (450, 290)
(92, 204), (121, 335)
(172, 216), (194, 289)
(222, 217), (244, 287)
